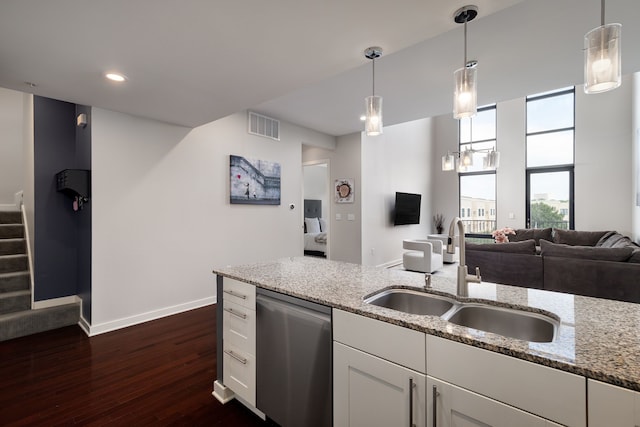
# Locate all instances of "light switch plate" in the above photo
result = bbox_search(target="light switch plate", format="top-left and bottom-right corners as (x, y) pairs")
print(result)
(347, 214), (355, 221)
(336, 213), (342, 220)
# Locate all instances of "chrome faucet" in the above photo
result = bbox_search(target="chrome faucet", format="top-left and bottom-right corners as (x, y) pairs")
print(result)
(447, 217), (481, 297)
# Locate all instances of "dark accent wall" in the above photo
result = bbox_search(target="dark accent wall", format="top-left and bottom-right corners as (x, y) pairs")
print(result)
(33, 97), (91, 315)
(75, 105), (92, 322)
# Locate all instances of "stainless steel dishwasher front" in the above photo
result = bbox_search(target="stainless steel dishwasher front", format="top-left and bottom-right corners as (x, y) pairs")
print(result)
(256, 288), (332, 427)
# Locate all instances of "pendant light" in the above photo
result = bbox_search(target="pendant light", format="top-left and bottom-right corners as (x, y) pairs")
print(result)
(584, 0), (621, 94)
(453, 5), (478, 120)
(364, 47), (383, 136)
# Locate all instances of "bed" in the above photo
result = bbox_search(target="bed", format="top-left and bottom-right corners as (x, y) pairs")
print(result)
(304, 199), (327, 258)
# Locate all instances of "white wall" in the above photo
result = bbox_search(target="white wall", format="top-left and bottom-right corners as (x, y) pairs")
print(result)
(0, 88), (25, 209)
(632, 72), (640, 243)
(90, 109), (326, 332)
(361, 118), (433, 267)
(432, 115), (460, 229)
(303, 133), (362, 264)
(303, 163), (329, 220)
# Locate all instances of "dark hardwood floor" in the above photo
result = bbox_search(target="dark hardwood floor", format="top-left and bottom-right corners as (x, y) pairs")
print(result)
(0, 305), (268, 426)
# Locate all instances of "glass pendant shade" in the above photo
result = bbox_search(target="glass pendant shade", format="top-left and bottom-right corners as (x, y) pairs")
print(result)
(584, 23), (621, 94)
(453, 67), (477, 119)
(365, 95), (383, 136)
(460, 148), (474, 167)
(442, 152), (455, 171)
(483, 150), (500, 170)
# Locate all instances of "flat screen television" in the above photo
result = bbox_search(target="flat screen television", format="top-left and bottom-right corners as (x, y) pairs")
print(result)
(394, 192), (421, 225)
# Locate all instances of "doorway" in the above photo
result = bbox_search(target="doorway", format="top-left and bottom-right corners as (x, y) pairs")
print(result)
(303, 160), (330, 259)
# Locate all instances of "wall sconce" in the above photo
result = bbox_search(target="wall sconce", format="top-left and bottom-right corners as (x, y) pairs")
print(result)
(364, 46), (383, 136)
(453, 5), (479, 119)
(584, 0), (621, 94)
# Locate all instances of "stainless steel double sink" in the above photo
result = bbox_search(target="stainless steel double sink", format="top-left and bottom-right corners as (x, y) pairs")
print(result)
(364, 288), (558, 343)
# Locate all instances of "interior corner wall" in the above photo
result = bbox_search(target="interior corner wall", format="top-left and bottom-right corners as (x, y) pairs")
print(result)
(303, 133), (361, 264)
(22, 94), (34, 274)
(32, 96), (79, 301)
(432, 115), (459, 228)
(90, 109), (309, 331)
(575, 76), (632, 235)
(0, 88), (25, 208)
(361, 118), (433, 267)
(632, 72), (640, 243)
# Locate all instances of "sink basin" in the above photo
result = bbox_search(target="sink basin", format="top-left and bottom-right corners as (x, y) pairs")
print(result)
(444, 304), (557, 343)
(365, 289), (457, 317)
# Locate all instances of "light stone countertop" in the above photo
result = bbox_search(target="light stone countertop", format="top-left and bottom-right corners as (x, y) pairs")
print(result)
(213, 256), (640, 392)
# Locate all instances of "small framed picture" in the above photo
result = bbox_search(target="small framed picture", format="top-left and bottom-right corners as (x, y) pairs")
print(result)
(335, 178), (354, 203)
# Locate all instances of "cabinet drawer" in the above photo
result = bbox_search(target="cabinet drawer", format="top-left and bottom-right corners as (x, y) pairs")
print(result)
(223, 345), (256, 406)
(223, 300), (256, 355)
(223, 278), (256, 309)
(333, 309), (426, 373)
(427, 335), (586, 427)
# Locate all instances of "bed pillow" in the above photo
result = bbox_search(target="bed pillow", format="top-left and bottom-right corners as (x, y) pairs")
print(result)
(319, 218), (327, 232)
(305, 217), (321, 234)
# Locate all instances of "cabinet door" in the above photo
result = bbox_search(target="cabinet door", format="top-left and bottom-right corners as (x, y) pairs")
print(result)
(334, 342), (426, 427)
(588, 379), (640, 426)
(427, 377), (562, 427)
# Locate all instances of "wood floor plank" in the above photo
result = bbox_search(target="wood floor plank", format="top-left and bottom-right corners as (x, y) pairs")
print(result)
(0, 305), (268, 426)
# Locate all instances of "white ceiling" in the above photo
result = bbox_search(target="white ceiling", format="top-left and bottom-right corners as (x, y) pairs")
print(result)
(0, 0), (638, 136)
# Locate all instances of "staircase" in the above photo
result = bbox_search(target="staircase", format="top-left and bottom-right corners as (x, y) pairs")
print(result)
(0, 211), (80, 341)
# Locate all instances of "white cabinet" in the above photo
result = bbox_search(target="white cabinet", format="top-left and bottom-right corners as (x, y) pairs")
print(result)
(333, 309), (427, 427)
(222, 278), (256, 406)
(334, 342), (426, 427)
(588, 379), (640, 426)
(427, 376), (562, 427)
(426, 335), (586, 427)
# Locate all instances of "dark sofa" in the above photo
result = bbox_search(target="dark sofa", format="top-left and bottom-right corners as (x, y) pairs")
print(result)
(465, 229), (640, 303)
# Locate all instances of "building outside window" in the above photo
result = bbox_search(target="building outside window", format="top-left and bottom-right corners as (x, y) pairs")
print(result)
(525, 88), (575, 230)
(459, 105), (497, 237)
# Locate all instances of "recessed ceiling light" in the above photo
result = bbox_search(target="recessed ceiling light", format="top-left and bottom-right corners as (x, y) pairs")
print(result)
(105, 72), (127, 82)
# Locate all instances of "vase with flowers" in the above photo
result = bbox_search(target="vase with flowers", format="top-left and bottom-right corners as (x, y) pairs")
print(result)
(491, 227), (515, 243)
(433, 213), (445, 234)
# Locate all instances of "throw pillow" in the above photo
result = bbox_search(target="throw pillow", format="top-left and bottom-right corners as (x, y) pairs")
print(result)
(552, 229), (610, 246)
(305, 217), (321, 234)
(540, 240), (633, 262)
(628, 250), (640, 264)
(466, 239), (536, 255)
(597, 232), (635, 249)
(319, 218), (328, 232)
(510, 228), (553, 245)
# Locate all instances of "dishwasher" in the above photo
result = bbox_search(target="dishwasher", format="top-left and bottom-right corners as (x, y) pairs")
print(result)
(256, 288), (332, 427)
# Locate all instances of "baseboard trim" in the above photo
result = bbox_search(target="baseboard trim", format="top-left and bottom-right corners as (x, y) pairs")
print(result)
(33, 295), (81, 309)
(78, 315), (91, 336)
(87, 296), (216, 336)
(378, 259), (403, 269)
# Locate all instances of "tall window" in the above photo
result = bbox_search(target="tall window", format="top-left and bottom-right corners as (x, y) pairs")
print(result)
(459, 105), (497, 237)
(526, 88), (574, 230)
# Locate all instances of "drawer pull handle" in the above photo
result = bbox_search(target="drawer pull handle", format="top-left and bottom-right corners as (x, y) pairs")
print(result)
(223, 289), (247, 300)
(224, 307), (247, 319)
(224, 349), (247, 365)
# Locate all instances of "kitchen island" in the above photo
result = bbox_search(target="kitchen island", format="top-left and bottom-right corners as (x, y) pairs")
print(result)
(213, 256), (640, 426)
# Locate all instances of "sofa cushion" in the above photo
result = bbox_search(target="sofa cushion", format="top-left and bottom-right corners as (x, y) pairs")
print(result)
(540, 240), (633, 262)
(510, 228), (553, 245)
(597, 232), (635, 249)
(552, 229), (610, 246)
(628, 250), (640, 264)
(466, 239), (537, 255)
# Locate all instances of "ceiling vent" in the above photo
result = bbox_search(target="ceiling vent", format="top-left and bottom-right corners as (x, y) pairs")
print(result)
(248, 111), (280, 141)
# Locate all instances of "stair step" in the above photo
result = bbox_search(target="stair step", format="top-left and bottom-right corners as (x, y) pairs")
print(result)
(0, 224), (24, 239)
(0, 211), (21, 224)
(0, 271), (29, 293)
(0, 290), (30, 315)
(0, 238), (26, 256)
(0, 302), (80, 342)
(0, 254), (28, 274)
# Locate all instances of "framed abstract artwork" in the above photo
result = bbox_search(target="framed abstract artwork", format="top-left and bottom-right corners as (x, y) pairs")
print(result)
(335, 178), (354, 203)
(230, 155), (281, 205)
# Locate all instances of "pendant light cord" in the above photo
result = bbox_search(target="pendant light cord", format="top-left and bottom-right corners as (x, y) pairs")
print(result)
(372, 58), (376, 96)
(463, 18), (468, 69)
(601, 0), (605, 26)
